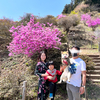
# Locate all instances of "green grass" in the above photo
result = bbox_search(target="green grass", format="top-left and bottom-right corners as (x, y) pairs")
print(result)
(80, 49), (99, 55)
(85, 82), (100, 100)
(79, 44), (100, 55)
(81, 44), (98, 49)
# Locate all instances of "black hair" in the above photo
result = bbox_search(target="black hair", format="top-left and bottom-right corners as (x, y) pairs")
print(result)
(38, 51), (47, 62)
(48, 61), (54, 66)
(71, 45), (80, 50)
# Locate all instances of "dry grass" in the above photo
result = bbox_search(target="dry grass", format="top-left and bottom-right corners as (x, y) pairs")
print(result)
(0, 48), (100, 100)
(80, 49), (100, 55)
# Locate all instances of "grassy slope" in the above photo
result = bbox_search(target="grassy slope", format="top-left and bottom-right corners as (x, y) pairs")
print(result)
(0, 48), (100, 100)
(1, 11), (100, 100)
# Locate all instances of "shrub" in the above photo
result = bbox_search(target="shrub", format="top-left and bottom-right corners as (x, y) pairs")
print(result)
(57, 14), (80, 32)
(39, 15), (57, 26)
(25, 63), (29, 66)
(79, 55), (95, 71)
(8, 15), (62, 57)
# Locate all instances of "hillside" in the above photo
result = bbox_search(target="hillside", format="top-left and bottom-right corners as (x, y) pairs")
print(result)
(0, 1), (100, 99)
(62, 0), (100, 14)
(1, 47), (100, 100)
(0, 50), (38, 99)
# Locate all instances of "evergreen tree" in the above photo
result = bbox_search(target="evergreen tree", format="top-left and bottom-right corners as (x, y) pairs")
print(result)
(62, 4), (72, 14)
(62, 0), (85, 14)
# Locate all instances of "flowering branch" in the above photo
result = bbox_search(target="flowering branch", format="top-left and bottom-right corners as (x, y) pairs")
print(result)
(8, 15), (63, 57)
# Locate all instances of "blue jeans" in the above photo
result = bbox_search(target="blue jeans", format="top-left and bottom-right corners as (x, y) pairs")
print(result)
(49, 82), (56, 100)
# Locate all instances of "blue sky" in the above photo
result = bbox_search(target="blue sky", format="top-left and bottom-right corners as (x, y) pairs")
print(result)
(0, 0), (71, 21)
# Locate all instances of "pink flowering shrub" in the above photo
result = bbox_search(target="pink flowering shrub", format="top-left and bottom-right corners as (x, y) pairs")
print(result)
(57, 14), (66, 19)
(81, 13), (100, 41)
(8, 16), (63, 57)
(81, 14), (91, 22)
(81, 13), (100, 28)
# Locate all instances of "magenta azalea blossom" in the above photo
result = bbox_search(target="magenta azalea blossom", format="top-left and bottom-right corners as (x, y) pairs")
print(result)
(81, 13), (100, 40)
(81, 13), (100, 28)
(81, 14), (91, 22)
(57, 14), (66, 19)
(8, 16), (63, 57)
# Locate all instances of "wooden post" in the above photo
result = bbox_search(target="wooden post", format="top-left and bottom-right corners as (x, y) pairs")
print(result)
(22, 81), (27, 100)
(85, 86), (87, 100)
(75, 40), (77, 46)
(85, 85), (89, 100)
(98, 42), (100, 52)
(91, 41), (92, 49)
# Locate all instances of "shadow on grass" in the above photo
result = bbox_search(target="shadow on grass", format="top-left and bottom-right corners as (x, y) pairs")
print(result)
(55, 81), (100, 100)
(2, 81), (100, 100)
(55, 83), (68, 100)
(81, 81), (100, 100)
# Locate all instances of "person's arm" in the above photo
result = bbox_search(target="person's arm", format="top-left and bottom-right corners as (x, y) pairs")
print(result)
(56, 65), (63, 75)
(34, 62), (43, 77)
(41, 72), (49, 77)
(60, 65), (63, 72)
(80, 71), (86, 94)
(82, 71), (86, 86)
(56, 70), (62, 75)
(79, 60), (86, 95)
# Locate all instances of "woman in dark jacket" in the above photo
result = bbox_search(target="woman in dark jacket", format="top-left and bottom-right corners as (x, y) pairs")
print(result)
(35, 51), (49, 100)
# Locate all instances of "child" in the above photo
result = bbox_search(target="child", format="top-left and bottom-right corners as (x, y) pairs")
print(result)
(41, 61), (62, 99)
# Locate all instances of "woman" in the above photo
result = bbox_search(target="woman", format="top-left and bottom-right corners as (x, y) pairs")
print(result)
(35, 51), (49, 100)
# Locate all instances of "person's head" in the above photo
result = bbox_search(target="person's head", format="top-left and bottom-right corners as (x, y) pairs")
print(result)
(70, 45), (80, 59)
(38, 51), (47, 62)
(48, 61), (54, 71)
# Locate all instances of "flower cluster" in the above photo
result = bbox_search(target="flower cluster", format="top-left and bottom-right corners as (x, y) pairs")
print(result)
(81, 13), (100, 40)
(81, 14), (91, 22)
(81, 13), (100, 27)
(8, 16), (62, 57)
(57, 14), (66, 19)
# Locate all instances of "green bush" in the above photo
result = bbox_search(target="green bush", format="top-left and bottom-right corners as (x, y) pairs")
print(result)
(25, 62), (29, 66)
(57, 14), (80, 32)
(79, 55), (95, 71)
(60, 30), (67, 43)
(39, 15), (57, 27)
(30, 44), (68, 74)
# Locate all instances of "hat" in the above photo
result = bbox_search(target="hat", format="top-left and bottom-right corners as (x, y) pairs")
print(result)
(48, 61), (54, 66)
(63, 60), (68, 65)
